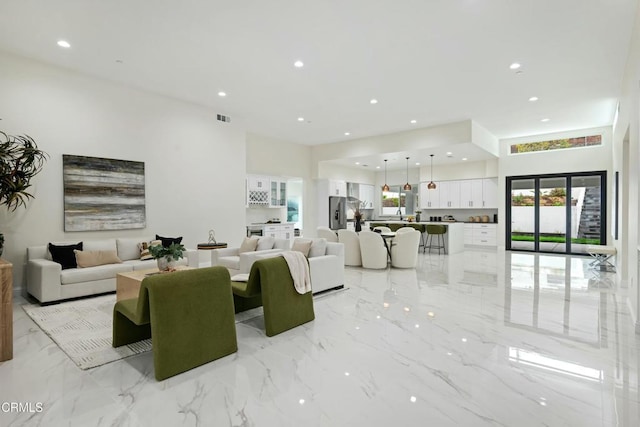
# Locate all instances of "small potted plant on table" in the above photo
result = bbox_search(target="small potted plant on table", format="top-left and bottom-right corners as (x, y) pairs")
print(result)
(149, 242), (185, 271)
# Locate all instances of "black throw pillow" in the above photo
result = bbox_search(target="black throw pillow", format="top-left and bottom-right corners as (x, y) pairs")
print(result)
(155, 235), (183, 248)
(48, 242), (83, 270)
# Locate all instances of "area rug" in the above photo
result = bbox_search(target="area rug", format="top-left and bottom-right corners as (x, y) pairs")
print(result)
(22, 294), (152, 370)
(22, 294), (266, 370)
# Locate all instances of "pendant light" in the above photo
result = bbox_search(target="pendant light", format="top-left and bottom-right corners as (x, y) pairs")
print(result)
(382, 159), (390, 192)
(403, 157), (412, 191)
(427, 154), (437, 189)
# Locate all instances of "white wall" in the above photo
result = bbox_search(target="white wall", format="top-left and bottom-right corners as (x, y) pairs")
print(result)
(245, 133), (314, 235)
(317, 162), (376, 184)
(498, 126), (612, 250)
(419, 159), (497, 182)
(0, 52), (247, 291)
(612, 4), (640, 333)
(311, 120), (472, 168)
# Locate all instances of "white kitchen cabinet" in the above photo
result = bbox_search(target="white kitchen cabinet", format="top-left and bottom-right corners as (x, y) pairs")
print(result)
(248, 175), (269, 191)
(438, 180), (460, 208)
(263, 224), (295, 242)
(482, 178), (499, 208)
(464, 223), (497, 246)
(459, 179), (484, 208)
(464, 224), (473, 245)
(329, 180), (347, 197)
(420, 182), (440, 209)
(359, 184), (375, 209)
(246, 174), (270, 206)
(269, 178), (287, 207)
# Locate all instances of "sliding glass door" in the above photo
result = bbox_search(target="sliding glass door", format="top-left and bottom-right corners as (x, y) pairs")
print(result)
(506, 172), (606, 255)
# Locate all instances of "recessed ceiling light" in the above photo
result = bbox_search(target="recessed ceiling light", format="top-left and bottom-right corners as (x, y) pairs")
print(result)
(462, 157), (468, 161)
(355, 162), (360, 165)
(376, 166), (380, 169)
(509, 62), (521, 70)
(297, 117), (304, 122)
(370, 99), (378, 104)
(415, 162), (420, 166)
(410, 120), (417, 124)
(541, 118), (550, 122)
(57, 40), (71, 48)
(344, 132), (350, 136)
(529, 96), (538, 102)
(294, 60), (304, 68)
(218, 91), (226, 97)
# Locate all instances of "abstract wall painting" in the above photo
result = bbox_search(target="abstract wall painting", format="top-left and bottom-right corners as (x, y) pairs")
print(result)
(63, 155), (146, 231)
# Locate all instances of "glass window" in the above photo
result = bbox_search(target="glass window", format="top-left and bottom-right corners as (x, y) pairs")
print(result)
(381, 185), (417, 216)
(510, 135), (602, 154)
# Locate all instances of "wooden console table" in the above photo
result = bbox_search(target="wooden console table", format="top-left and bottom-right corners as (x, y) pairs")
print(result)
(0, 259), (13, 362)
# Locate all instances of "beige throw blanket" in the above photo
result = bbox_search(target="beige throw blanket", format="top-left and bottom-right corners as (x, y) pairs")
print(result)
(280, 251), (312, 294)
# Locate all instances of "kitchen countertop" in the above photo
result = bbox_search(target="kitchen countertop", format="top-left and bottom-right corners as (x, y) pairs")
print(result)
(249, 222), (296, 225)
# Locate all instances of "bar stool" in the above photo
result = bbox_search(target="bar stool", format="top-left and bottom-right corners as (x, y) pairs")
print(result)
(425, 225), (446, 254)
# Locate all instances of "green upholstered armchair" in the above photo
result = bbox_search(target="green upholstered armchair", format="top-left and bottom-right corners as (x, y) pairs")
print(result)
(231, 256), (315, 337)
(112, 267), (238, 381)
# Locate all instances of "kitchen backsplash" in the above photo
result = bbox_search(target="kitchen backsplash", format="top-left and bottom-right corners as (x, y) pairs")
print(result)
(246, 206), (287, 224)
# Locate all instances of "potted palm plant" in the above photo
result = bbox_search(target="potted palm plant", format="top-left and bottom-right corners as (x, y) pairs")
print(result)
(0, 128), (48, 258)
(149, 242), (185, 271)
(0, 130), (48, 211)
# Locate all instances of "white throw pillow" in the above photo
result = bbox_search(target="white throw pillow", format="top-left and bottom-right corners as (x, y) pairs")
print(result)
(256, 236), (275, 251)
(308, 238), (327, 258)
(239, 237), (259, 253)
(116, 238), (143, 261)
(291, 239), (312, 257)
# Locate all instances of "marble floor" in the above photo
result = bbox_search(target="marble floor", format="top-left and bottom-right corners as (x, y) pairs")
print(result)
(1, 248), (639, 426)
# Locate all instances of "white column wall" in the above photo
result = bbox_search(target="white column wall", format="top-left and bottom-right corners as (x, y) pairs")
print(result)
(612, 3), (640, 333)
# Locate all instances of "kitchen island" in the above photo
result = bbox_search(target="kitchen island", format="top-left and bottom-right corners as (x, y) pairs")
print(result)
(368, 221), (464, 254)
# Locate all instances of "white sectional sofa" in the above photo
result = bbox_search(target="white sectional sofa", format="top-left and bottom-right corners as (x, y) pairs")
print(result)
(26, 238), (198, 304)
(211, 237), (290, 275)
(307, 241), (345, 294)
(212, 236), (345, 294)
(251, 238), (345, 294)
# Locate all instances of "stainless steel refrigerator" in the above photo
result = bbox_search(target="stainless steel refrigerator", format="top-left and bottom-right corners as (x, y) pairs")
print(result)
(329, 196), (347, 230)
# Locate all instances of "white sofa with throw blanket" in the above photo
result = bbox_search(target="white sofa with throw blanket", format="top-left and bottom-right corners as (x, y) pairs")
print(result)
(26, 238), (198, 304)
(211, 236), (290, 275)
(256, 238), (346, 294)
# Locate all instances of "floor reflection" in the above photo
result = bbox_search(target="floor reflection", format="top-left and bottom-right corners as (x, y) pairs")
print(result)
(504, 252), (613, 347)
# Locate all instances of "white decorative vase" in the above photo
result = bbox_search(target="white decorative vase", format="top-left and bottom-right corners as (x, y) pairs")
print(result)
(156, 256), (175, 271)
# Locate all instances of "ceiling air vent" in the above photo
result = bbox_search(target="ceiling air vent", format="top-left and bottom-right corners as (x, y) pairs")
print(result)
(216, 114), (231, 123)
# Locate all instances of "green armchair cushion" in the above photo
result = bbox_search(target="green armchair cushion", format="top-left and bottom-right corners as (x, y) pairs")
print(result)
(113, 266), (238, 380)
(232, 256), (315, 337)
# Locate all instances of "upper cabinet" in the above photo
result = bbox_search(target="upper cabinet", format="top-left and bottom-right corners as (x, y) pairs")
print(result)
(246, 175), (270, 206)
(270, 178), (287, 207)
(359, 184), (375, 209)
(419, 177), (498, 210)
(329, 180), (347, 197)
(482, 178), (499, 208)
(438, 180), (461, 208)
(459, 179), (484, 208)
(246, 174), (287, 207)
(419, 182), (440, 208)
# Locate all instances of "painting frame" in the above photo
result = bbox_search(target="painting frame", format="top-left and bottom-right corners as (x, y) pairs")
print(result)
(63, 155), (146, 231)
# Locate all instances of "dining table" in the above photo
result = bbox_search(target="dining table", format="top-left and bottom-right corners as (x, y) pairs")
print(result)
(380, 232), (396, 260)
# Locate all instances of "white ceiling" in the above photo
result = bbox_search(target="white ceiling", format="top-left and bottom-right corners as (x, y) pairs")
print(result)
(0, 0), (636, 155)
